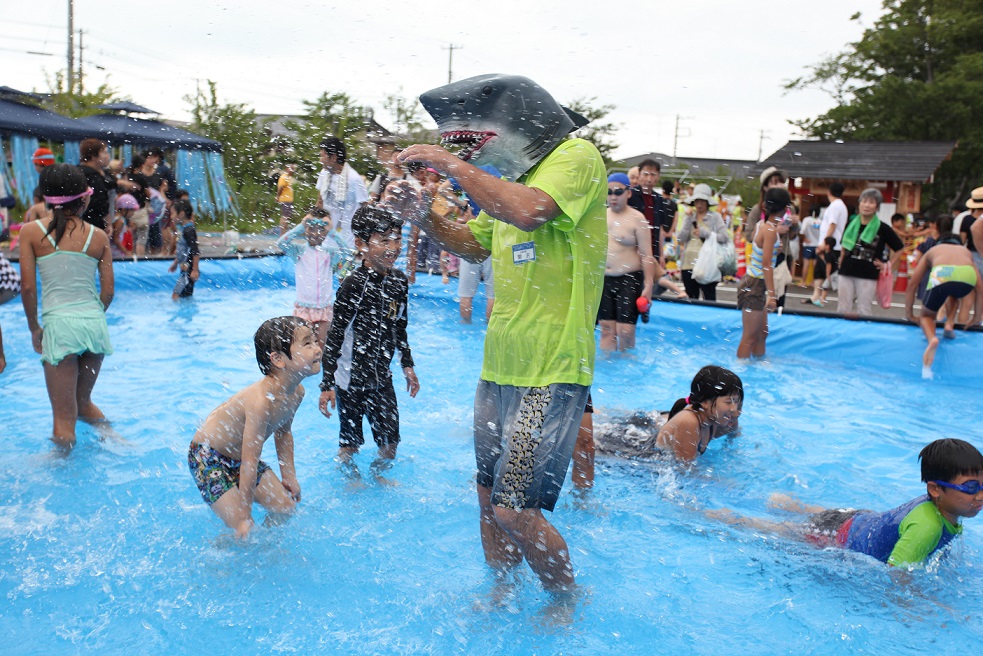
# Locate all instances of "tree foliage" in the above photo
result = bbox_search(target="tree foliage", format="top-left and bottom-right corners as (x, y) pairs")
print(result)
(185, 81), (270, 192)
(787, 0), (983, 210)
(284, 91), (377, 179)
(42, 71), (120, 118)
(382, 90), (433, 145)
(565, 96), (620, 166)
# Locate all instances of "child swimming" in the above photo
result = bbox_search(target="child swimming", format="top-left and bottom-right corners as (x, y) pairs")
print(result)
(188, 316), (321, 538)
(710, 438), (983, 570)
(593, 365), (743, 461)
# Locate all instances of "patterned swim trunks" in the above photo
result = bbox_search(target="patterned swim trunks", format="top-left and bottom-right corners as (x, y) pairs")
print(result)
(188, 441), (272, 505)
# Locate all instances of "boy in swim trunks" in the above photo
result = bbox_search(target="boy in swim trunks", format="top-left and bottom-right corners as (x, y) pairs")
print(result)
(188, 316), (322, 538)
(711, 438), (983, 570)
(904, 215), (983, 375)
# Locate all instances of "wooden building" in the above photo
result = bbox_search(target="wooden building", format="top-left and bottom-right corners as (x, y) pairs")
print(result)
(753, 140), (957, 218)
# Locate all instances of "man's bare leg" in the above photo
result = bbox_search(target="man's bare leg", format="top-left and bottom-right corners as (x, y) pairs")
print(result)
(571, 412), (594, 489)
(492, 504), (575, 592)
(477, 485), (524, 571)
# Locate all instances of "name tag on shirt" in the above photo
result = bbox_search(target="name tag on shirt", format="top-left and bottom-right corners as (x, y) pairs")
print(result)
(512, 241), (536, 265)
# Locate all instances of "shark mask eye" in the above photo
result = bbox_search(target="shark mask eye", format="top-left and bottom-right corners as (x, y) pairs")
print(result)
(482, 86), (494, 95)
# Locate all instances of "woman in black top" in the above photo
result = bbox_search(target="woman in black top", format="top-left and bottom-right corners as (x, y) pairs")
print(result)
(79, 139), (117, 231)
(837, 187), (904, 316)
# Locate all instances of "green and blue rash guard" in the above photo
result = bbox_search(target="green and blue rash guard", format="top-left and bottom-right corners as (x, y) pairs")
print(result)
(845, 495), (962, 567)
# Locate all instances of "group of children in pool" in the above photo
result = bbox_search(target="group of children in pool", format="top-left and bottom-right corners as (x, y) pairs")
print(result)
(15, 164), (983, 570)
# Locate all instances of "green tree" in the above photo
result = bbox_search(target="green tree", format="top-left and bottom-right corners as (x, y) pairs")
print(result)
(786, 0), (983, 210)
(566, 96), (620, 166)
(284, 91), (377, 179)
(186, 81), (270, 191)
(382, 90), (433, 145)
(41, 71), (120, 118)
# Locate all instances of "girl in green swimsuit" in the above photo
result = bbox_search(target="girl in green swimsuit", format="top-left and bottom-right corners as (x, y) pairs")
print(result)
(19, 164), (115, 449)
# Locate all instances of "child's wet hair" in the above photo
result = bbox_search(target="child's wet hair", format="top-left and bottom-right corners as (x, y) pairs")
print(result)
(668, 365), (744, 420)
(39, 163), (88, 245)
(254, 316), (313, 375)
(919, 438), (983, 483)
(172, 200), (193, 219)
(764, 187), (791, 215)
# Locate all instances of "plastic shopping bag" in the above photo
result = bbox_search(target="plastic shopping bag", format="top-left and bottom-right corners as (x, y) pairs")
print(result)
(876, 262), (893, 309)
(692, 237), (722, 285)
(717, 239), (738, 278)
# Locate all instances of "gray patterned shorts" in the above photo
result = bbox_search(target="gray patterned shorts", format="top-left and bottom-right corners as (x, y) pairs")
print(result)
(474, 380), (589, 512)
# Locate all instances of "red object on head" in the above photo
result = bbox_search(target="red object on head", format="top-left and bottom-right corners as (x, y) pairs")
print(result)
(636, 297), (651, 313)
(32, 148), (56, 166)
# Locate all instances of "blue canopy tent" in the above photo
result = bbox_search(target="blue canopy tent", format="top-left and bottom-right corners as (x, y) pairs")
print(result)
(73, 114), (238, 219)
(0, 97), (97, 204)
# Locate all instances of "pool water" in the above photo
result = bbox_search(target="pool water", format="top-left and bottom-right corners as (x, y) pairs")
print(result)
(1, 258), (981, 654)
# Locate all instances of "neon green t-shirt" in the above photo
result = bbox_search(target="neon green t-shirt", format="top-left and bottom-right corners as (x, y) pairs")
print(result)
(468, 138), (607, 387)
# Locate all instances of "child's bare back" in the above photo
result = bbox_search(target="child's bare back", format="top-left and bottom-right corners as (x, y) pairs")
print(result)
(192, 378), (304, 459)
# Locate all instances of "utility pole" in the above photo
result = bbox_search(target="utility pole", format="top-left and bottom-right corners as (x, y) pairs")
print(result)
(442, 44), (462, 83)
(77, 30), (84, 94)
(67, 0), (74, 93)
(757, 129), (771, 162)
(672, 115), (692, 163)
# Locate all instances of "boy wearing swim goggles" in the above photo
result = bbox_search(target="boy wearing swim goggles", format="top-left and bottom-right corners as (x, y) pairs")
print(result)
(709, 438), (983, 570)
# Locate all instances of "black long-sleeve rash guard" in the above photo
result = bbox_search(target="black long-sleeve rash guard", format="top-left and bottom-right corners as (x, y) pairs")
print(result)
(320, 264), (414, 392)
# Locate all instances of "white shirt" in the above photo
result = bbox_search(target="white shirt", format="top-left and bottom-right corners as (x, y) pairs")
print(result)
(801, 215), (822, 248)
(820, 198), (847, 250)
(316, 163), (369, 248)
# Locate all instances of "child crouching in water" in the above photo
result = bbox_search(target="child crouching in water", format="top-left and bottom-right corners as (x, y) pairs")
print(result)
(188, 316), (322, 538)
(319, 205), (419, 477)
(710, 438), (983, 570)
(275, 208), (349, 347)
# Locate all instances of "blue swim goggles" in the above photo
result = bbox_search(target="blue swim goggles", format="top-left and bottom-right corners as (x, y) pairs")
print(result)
(932, 480), (983, 495)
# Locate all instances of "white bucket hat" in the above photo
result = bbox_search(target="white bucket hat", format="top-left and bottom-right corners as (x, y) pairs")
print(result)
(685, 183), (717, 206)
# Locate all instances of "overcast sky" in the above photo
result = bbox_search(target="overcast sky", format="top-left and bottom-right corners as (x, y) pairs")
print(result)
(1, 0), (885, 162)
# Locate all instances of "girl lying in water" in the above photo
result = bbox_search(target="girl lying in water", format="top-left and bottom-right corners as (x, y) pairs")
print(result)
(593, 365), (743, 461)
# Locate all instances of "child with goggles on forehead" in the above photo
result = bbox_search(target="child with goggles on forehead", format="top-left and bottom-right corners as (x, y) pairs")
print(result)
(319, 205), (419, 480)
(710, 438), (983, 570)
(276, 208), (351, 347)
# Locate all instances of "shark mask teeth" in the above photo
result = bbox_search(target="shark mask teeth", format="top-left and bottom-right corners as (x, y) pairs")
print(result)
(440, 130), (497, 161)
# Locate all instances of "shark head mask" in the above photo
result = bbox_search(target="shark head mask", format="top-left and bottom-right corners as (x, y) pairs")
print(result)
(419, 74), (589, 182)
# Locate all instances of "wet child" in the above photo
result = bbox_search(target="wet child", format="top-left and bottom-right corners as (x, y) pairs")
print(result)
(168, 200), (199, 300)
(593, 365), (743, 461)
(318, 205), (419, 476)
(736, 187), (786, 359)
(710, 438), (983, 570)
(18, 164), (114, 449)
(275, 208), (350, 347)
(112, 193), (138, 257)
(905, 216), (983, 377)
(188, 316), (321, 538)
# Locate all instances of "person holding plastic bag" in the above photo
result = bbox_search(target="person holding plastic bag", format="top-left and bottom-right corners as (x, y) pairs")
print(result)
(678, 183), (729, 300)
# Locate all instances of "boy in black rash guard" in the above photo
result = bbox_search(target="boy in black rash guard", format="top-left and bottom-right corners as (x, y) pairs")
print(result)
(319, 205), (420, 476)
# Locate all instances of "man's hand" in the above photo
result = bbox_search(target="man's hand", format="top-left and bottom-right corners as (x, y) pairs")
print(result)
(397, 145), (459, 176)
(319, 389), (336, 418)
(404, 367), (420, 398)
(190, 269), (199, 282)
(381, 180), (429, 226)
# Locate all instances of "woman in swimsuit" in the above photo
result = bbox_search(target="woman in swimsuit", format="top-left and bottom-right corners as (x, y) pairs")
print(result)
(19, 164), (115, 449)
(594, 365), (743, 461)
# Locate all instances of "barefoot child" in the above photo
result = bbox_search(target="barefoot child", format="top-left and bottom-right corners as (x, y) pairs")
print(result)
(710, 439), (983, 570)
(736, 187), (786, 359)
(19, 164), (114, 449)
(319, 205), (420, 474)
(905, 216), (983, 376)
(168, 200), (199, 300)
(275, 208), (350, 346)
(188, 316), (321, 537)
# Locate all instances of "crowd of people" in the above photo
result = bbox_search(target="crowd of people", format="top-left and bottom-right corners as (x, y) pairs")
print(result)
(0, 73), (981, 599)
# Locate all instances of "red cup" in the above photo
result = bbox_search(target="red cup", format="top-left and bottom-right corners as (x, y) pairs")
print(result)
(636, 296), (651, 313)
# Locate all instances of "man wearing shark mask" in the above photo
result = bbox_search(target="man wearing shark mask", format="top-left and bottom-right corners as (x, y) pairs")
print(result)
(397, 74), (607, 592)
